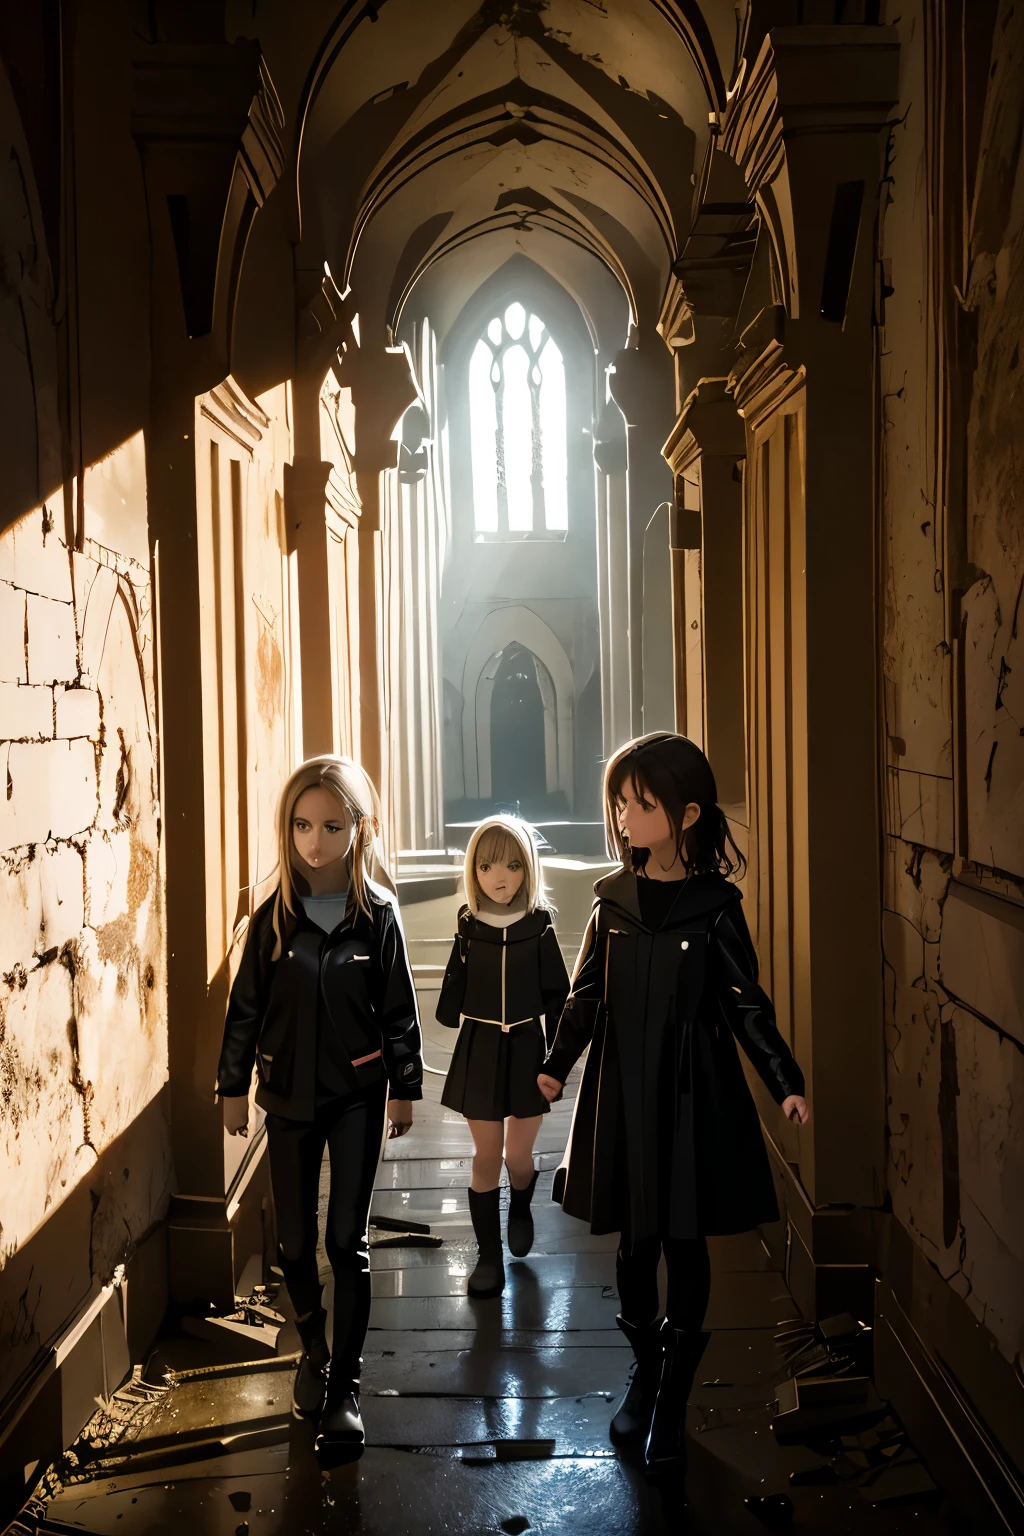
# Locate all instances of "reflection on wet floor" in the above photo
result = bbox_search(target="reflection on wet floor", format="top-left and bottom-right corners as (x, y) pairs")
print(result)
(19, 1004), (958, 1535)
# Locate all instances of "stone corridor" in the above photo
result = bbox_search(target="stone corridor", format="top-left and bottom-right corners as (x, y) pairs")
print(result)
(15, 987), (957, 1536)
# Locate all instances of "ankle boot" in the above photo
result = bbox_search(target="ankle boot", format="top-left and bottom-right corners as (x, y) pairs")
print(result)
(506, 1168), (539, 1258)
(292, 1304), (330, 1419)
(644, 1323), (710, 1477)
(467, 1187), (505, 1298)
(609, 1315), (663, 1445)
(314, 1358), (365, 1468)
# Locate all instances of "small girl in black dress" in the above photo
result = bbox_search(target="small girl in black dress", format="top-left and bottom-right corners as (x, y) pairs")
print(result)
(437, 816), (570, 1297)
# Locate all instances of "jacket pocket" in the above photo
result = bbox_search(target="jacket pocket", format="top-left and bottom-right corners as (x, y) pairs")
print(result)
(257, 1006), (295, 1097)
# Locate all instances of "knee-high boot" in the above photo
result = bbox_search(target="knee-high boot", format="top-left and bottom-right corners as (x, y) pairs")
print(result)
(315, 1258), (371, 1469)
(609, 1315), (663, 1445)
(292, 1290), (330, 1419)
(467, 1187), (505, 1298)
(506, 1167), (539, 1258)
(643, 1322), (710, 1477)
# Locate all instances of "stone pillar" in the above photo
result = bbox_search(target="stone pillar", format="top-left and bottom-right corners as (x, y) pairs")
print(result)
(133, 37), (284, 1305)
(663, 379), (747, 808)
(593, 398), (630, 758)
(720, 24), (899, 1315)
(608, 341), (675, 740)
(284, 455), (334, 758)
(335, 336), (419, 800)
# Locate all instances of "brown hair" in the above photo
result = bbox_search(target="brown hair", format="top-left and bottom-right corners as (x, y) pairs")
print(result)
(463, 815), (544, 915)
(602, 732), (745, 878)
(270, 756), (387, 959)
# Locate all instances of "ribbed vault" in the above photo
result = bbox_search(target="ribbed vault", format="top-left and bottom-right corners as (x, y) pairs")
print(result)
(273, 0), (748, 349)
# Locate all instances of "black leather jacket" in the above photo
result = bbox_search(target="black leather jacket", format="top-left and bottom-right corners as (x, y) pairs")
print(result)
(436, 905), (570, 1048)
(217, 876), (423, 1122)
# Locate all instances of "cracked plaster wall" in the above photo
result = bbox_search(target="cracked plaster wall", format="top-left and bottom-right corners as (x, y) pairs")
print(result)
(879, 0), (1023, 1375)
(0, 476), (170, 1260)
(0, 26), (172, 1406)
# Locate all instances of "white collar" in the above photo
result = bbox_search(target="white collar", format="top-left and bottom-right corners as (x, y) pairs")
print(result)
(474, 894), (529, 928)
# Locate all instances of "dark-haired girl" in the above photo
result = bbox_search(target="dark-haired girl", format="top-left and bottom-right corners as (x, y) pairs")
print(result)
(537, 732), (807, 1479)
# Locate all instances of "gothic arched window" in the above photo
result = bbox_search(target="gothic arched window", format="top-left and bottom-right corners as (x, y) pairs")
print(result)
(469, 302), (568, 537)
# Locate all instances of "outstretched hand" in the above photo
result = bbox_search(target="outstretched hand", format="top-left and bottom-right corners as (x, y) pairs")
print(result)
(537, 1073), (562, 1103)
(782, 1095), (809, 1125)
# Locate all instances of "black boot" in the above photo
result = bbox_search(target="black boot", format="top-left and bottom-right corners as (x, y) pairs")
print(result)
(644, 1323), (710, 1477)
(609, 1315), (663, 1445)
(467, 1187), (505, 1298)
(506, 1168), (539, 1258)
(292, 1304), (330, 1419)
(314, 1360), (365, 1469)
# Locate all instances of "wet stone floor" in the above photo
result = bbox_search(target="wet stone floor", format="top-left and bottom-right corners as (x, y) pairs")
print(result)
(20, 1007), (963, 1535)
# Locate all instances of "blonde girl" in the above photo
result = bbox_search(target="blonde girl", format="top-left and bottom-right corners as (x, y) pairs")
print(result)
(436, 815), (570, 1297)
(217, 756), (423, 1468)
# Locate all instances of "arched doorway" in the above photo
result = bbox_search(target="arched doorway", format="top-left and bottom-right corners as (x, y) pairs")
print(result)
(490, 643), (547, 809)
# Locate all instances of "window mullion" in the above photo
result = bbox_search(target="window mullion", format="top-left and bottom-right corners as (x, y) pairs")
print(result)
(529, 334), (545, 533)
(492, 340), (508, 535)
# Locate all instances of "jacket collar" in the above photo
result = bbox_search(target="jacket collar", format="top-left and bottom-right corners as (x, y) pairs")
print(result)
(594, 866), (740, 931)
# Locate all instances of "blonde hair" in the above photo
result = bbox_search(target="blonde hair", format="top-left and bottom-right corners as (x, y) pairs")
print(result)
(270, 756), (389, 960)
(463, 815), (544, 916)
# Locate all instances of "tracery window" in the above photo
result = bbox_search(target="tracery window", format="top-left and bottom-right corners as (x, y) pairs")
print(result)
(469, 301), (568, 537)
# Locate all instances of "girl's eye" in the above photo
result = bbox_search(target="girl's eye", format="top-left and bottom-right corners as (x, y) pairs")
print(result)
(324, 823), (342, 834)
(508, 861), (521, 871)
(478, 862), (490, 872)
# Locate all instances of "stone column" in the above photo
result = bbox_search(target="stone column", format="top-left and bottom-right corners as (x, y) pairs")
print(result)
(720, 24), (899, 1314)
(607, 341), (675, 740)
(662, 379), (747, 808)
(335, 337), (419, 801)
(133, 36), (284, 1305)
(284, 454), (334, 758)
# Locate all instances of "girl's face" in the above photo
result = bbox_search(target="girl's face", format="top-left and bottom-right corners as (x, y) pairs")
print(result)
(476, 851), (525, 906)
(291, 785), (352, 873)
(615, 777), (700, 856)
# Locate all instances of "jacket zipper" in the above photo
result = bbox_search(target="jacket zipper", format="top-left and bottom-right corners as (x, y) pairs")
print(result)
(501, 929), (507, 1029)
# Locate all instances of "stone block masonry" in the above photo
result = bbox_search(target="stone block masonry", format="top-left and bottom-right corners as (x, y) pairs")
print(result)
(0, 510), (167, 1286)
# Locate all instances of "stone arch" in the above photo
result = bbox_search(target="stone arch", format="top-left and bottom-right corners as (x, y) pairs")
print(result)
(462, 606), (574, 807)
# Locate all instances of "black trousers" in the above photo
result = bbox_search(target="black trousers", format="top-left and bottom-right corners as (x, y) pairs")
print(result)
(265, 1078), (387, 1378)
(616, 1233), (711, 1333)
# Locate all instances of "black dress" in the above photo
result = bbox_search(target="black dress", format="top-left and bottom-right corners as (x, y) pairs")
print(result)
(545, 868), (805, 1241)
(437, 905), (571, 1121)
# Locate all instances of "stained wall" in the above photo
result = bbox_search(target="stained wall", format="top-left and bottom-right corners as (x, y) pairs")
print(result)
(0, 11), (174, 1431)
(879, 0), (1023, 1419)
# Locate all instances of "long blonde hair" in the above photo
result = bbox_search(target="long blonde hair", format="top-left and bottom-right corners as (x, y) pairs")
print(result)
(463, 815), (544, 916)
(270, 756), (388, 959)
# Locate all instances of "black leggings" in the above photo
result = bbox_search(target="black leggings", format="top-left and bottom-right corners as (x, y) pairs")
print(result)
(266, 1080), (387, 1376)
(616, 1234), (711, 1333)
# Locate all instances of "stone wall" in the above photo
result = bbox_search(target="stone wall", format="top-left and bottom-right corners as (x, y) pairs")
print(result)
(0, 468), (171, 1402)
(879, 0), (1023, 1383)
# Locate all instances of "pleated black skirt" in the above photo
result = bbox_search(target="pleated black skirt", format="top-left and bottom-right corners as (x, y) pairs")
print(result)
(440, 1016), (550, 1121)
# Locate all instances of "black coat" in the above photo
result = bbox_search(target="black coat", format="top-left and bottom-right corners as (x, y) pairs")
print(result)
(217, 876), (423, 1122)
(436, 906), (570, 1048)
(544, 868), (804, 1240)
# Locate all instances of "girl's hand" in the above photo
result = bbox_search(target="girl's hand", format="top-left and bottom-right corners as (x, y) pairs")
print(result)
(782, 1095), (809, 1125)
(537, 1073), (562, 1103)
(387, 1098), (413, 1138)
(222, 1095), (250, 1137)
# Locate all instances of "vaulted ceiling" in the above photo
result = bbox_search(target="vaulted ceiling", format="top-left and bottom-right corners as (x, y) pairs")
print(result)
(229, 0), (749, 353)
